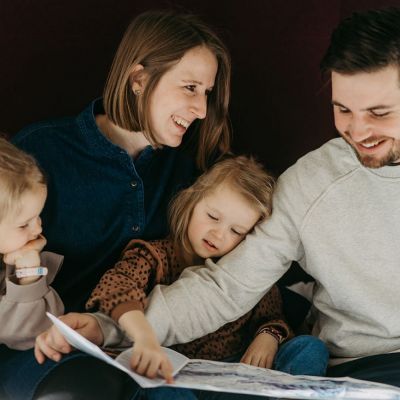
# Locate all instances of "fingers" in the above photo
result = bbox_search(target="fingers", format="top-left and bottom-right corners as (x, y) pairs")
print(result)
(130, 349), (174, 383)
(34, 326), (72, 364)
(59, 313), (103, 345)
(241, 351), (273, 369)
(159, 358), (174, 384)
(34, 333), (62, 363)
(25, 235), (47, 251)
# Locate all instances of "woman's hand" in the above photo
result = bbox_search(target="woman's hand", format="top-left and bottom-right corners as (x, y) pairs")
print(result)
(240, 332), (279, 369)
(35, 313), (103, 364)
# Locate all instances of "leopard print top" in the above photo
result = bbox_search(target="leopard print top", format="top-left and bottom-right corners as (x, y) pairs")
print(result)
(86, 238), (292, 360)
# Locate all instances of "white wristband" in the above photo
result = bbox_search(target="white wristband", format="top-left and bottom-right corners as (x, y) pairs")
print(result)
(15, 267), (48, 278)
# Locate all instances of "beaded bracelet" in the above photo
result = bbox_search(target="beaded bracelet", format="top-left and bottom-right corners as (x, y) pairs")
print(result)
(256, 325), (286, 345)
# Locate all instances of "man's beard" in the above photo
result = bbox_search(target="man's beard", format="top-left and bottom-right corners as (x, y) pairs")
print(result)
(341, 133), (400, 168)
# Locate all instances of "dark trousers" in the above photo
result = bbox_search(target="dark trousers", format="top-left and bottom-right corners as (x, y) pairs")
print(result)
(327, 352), (400, 387)
(2, 350), (399, 400)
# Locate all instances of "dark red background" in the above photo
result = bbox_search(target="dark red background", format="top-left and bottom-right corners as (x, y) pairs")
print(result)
(1, 0), (400, 174)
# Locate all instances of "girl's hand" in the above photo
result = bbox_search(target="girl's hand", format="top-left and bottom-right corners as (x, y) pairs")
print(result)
(35, 313), (103, 364)
(240, 333), (279, 369)
(130, 336), (174, 383)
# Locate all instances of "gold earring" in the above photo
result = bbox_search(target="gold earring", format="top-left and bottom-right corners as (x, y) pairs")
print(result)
(134, 89), (141, 96)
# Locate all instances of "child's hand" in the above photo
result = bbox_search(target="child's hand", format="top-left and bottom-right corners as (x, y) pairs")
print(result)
(4, 235), (47, 284)
(3, 234), (47, 265)
(240, 333), (279, 369)
(35, 313), (103, 364)
(130, 336), (174, 383)
(118, 310), (174, 383)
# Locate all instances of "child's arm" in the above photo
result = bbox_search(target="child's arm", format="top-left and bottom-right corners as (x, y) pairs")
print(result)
(240, 285), (293, 369)
(86, 240), (173, 381)
(0, 250), (64, 350)
(86, 239), (161, 318)
(119, 310), (173, 383)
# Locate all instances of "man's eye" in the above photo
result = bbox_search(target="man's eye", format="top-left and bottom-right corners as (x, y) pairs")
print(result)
(19, 224), (28, 229)
(371, 110), (390, 118)
(207, 213), (218, 221)
(338, 107), (350, 113)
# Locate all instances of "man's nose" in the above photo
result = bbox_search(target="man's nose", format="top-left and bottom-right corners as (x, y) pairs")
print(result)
(347, 115), (371, 143)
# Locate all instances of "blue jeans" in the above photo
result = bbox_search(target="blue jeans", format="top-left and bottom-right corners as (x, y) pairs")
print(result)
(274, 334), (329, 376)
(144, 335), (329, 400)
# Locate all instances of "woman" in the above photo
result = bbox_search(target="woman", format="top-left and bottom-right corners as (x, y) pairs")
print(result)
(0, 10), (231, 400)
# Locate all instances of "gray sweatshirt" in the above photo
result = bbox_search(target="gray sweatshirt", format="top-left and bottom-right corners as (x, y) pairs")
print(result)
(145, 138), (400, 359)
(0, 251), (64, 350)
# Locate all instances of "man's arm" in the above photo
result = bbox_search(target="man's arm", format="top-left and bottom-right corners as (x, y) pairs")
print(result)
(145, 169), (306, 346)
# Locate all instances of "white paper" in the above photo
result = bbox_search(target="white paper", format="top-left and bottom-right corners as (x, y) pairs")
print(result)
(47, 313), (400, 398)
(46, 312), (187, 388)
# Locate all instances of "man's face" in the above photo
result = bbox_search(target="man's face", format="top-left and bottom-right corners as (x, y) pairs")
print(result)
(332, 65), (400, 168)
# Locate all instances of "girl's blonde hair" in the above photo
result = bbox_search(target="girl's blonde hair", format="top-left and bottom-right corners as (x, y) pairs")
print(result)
(169, 156), (275, 256)
(0, 137), (46, 222)
(103, 10), (231, 171)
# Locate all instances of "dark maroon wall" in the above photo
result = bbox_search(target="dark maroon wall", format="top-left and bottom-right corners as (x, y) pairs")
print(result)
(1, 0), (400, 174)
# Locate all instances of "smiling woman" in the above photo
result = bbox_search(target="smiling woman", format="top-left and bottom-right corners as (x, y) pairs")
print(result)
(1, 10), (232, 400)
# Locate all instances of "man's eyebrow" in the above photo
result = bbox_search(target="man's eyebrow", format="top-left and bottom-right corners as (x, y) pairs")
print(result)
(331, 100), (393, 111)
(331, 100), (346, 107)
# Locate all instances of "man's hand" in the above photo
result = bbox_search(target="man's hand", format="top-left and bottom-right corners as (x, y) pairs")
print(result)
(34, 313), (104, 364)
(240, 332), (279, 369)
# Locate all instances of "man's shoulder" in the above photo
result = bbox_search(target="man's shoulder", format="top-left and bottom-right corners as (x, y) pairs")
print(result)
(284, 138), (358, 182)
(276, 138), (360, 208)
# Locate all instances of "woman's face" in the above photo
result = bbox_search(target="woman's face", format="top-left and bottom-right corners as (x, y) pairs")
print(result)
(148, 45), (218, 147)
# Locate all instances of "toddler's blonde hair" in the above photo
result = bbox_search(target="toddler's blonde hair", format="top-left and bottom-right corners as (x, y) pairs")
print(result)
(169, 155), (275, 256)
(0, 137), (46, 222)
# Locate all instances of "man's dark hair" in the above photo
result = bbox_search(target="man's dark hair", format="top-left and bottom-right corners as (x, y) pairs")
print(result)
(320, 7), (400, 76)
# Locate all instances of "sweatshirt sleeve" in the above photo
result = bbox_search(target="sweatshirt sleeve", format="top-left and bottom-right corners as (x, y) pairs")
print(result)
(0, 252), (64, 350)
(86, 240), (162, 322)
(145, 170), (307, 346)
(248, 285), (293, 343)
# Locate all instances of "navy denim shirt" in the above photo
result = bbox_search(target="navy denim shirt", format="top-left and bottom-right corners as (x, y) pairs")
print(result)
(13, 99), (198, 311)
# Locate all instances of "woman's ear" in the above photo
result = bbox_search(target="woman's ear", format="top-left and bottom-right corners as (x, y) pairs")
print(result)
(129, 64), (148, 95)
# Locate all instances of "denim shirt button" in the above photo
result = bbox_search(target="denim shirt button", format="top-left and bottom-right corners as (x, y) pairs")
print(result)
(132, 225), (140, 232)
(130, 181), (138, 189)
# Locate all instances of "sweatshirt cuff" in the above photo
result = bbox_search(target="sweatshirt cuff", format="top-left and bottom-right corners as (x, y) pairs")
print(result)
(6, 275), (50, 302)
(91, 312), (132, 348)
(111, 300), (143, 323)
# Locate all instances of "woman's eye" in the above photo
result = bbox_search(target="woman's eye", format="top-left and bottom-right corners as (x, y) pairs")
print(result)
(338, 107), (350, 114)
(207, 213), (218, 221)
(185, 85), (196, 92)
(231, 229), (244, 236)
(19, 224), (28, 229)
